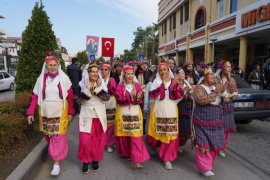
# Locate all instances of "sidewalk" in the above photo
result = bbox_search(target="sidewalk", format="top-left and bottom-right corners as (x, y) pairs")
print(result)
(32, 117), (263, 180)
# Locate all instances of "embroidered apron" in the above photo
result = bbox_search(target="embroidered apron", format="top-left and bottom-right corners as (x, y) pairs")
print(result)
(154, 99), (178, 136)
(120, 105), (141, 132)
(40, 101), (64, 136)
(104, 95), (117, 127)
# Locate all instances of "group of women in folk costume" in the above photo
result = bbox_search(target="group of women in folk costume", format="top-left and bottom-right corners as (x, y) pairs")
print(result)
(27, 55), (238, 177)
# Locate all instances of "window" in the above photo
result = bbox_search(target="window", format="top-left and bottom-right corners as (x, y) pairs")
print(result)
(218, 0), (224, 18)
(195, 8), (205, 29)
(180, 6), (183, 25)
(170, 16), (172, 31)
(0, 57), (4, 71)
(184, 2), (189, 21)
(164, 20), (167, 35)
(3, 72), (10, 78)
(173, 12), (176, 29)
(230, 0), (237, 13)
(0, 74), (3, 80)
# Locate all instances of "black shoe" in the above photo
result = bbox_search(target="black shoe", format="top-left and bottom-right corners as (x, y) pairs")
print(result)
(92, 161), (100, 172)
(81, 163), (90, 174)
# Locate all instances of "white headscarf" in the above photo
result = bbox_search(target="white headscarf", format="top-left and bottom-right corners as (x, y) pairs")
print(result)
(33, 61), (72, 116)
(79, 63), (90, 92)
(79, 63), (108, 92)
(150, 66), (174, 91)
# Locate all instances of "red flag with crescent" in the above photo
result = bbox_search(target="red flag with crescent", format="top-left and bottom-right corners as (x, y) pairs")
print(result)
(101, 37), (115, 57)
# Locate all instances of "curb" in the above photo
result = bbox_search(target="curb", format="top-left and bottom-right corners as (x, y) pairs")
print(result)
(6, 138), (48, 180)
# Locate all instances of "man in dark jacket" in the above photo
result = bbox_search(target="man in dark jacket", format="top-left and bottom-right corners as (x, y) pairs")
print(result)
(263, 57), (270, 89)
(111, 62), (123, 85)
(184, 61), (199, 85)
(67, 57), (82, 114)
(249, 64), (265, 90)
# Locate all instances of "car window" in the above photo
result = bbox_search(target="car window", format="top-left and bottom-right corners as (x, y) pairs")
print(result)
(0, 73), (3, 80)
(231, 74), (250, 88)
(3, 72), (10, 78)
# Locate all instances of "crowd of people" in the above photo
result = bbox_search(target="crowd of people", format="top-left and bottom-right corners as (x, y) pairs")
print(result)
(26, 52), (239, 177)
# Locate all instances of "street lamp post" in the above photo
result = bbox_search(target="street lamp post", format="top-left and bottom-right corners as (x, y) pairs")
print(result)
(210, 36), (218, 62)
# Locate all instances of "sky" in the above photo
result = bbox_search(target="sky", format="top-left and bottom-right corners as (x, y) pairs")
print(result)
(0, 0), (159, 56)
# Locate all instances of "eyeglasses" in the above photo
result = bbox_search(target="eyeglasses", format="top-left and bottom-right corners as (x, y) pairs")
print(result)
(101, 69), (108, 71)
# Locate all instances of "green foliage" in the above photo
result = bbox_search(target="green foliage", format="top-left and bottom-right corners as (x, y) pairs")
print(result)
(0, 92), (41, 154)
(120, 49), (137, 62)
(76, 50), (89, 65)
(122, 24), (159, 64)
(96, 56), (105, 65)
(16, 2), (58, 94)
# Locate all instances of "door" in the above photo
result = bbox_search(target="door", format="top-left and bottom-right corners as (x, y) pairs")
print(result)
(0, 73), (4, 90)
(2, 72), (11, 90)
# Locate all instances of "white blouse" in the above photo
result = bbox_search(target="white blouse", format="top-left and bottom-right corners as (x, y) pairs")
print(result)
(45, 76), (62, 102)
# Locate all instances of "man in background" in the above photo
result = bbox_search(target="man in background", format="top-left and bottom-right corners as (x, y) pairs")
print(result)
(67, 57), (82, 114)
(248, 64), (264, 90)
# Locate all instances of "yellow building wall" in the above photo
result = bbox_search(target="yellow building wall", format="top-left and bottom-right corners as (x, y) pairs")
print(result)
(176, 10), (181, 38)
(159, 23), (163, 46)
(238, 0), (256, 11)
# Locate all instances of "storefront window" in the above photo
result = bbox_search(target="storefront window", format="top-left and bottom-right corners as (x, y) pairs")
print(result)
(195, 9), (205, 30)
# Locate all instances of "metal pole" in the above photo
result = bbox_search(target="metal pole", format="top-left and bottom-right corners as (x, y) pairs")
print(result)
(212, 42), (215, 62)
(5, 47), (9, 73)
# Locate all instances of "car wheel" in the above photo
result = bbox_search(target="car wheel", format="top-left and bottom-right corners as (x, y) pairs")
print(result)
(9, 83), (14, 91)
(237, 120), (252, 124)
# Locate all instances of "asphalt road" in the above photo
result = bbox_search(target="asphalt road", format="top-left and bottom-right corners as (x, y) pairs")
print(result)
(31, 116), (268, 180)
(229, 120), (270, 177)
(0, 89), (15, 102)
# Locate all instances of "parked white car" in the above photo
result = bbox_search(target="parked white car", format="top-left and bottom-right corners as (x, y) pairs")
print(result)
(0, 71), (15, 91)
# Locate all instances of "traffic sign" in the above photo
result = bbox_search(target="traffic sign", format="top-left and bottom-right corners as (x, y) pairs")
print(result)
(139, 54), (144, 60)
(89, 54), (95, 61)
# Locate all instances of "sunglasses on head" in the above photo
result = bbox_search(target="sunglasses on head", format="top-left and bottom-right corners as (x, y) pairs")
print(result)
(101, 68), (108, 71)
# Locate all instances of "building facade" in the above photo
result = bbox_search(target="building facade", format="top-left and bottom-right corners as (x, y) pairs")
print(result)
(0, 36), (22, 76)
(158, 0), (270, 71)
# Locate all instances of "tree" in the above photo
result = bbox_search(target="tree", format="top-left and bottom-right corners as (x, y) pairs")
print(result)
(16, 2), (58, 94)
(120, 49), (137, 62)
(76, 51), (88, 65)
(123, 24), (159, 64)
(96, 56), (105, 65)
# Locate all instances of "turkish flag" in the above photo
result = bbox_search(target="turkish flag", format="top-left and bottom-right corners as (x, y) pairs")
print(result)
(101, 37), (115, 57)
